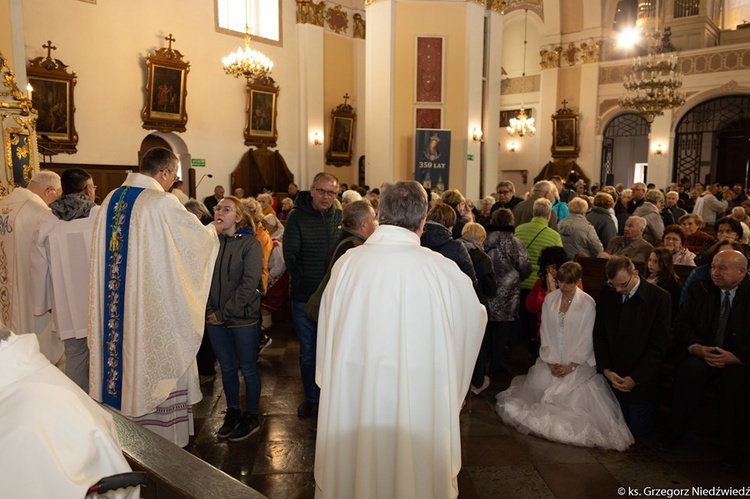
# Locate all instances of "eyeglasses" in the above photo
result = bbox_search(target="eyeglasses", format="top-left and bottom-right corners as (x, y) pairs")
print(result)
(497, 190), (511, 195)
(161, 169), (178, 178)
(607, 273), (633, 291)
(86, 183), (97, 191)
(313, 187), (337, 198)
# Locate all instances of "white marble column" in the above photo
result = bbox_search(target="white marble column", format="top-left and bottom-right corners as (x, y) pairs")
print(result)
(295, 22), (325, 189)
(364, 0), (395, 188)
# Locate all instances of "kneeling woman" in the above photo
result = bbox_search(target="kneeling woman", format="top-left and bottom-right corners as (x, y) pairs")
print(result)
(496, 262), (634, 451)
(207, 196), (264, 441)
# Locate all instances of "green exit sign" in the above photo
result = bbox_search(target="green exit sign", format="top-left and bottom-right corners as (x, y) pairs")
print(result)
(191, 158), (206, 167)
(467, 154), (474, 161)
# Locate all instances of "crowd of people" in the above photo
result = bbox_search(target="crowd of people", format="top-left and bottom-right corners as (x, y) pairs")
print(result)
(1, 158), (748, 497)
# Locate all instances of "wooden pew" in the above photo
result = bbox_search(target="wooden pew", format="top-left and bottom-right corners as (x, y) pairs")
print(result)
(108, 408), (268, 499)
(574, 256), (696, 300)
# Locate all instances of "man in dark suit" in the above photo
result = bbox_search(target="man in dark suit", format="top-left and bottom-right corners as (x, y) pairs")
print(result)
(660, 250), (749, 472)
(593, 256), (671, 437)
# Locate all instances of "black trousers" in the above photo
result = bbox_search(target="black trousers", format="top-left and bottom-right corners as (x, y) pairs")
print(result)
(669, 355), (750, 457)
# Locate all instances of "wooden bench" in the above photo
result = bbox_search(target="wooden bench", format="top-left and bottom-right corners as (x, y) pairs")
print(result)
(108, 408), (268, 499)
(575, 256), (695, 300)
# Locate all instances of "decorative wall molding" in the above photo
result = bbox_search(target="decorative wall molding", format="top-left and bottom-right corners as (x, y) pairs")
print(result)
(325, 5), (348, 34)
(503, 0), (543, 20)
(353, 14), (366, 39)
(541, 39), (602, 69)
(599, 47), (750, 84)
(297, 0), (365, 39)
(297, 0), (325, 27)
(500, 74), (540, 95)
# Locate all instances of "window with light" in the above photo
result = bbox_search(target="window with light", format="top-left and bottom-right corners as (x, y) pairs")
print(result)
(216, 0), (280, 43)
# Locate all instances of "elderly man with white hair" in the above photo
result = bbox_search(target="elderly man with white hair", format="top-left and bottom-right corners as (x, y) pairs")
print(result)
(0, 170), (63, 363)
(558, 197), (605, 259)
(602, 216), (654, 263)
(341, 189), (362, 208)
(665, 191), (687, 222)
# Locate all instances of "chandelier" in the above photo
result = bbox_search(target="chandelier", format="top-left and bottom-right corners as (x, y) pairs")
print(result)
(222, 1), (273, 81)
(222, 28), (273, 80)
(618, 52), (684, 123)
(507, 9), (535, 137)
(618, 0), (684, 123)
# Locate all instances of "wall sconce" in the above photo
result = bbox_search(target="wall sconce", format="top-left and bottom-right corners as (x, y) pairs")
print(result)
(312, 131), (322, 146)
(471, 126), (484, 142)
(654, 143), (664, 155)
(507, 141), (518, 153)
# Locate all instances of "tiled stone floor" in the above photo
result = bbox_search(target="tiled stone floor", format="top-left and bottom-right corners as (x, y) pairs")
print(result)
(185, 315), (748, 499)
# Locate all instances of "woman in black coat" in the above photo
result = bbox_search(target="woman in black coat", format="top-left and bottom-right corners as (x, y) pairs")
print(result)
(421, 202), (477, 288)
(460, 222), (498, 394)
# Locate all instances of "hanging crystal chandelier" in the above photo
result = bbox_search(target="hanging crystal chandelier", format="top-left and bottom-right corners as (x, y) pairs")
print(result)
(507, 9), (535, 137)
(618, 52), (684, 123)
(507, 107), (535, 137)
(618, 0), (684, 123)
(222, 26), (273, 80)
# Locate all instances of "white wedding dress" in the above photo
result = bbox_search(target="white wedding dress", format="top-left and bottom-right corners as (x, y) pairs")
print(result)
(496, 289), (634, 451)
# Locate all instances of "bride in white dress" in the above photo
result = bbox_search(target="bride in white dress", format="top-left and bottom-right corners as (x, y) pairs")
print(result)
(496, 262), (634, 451)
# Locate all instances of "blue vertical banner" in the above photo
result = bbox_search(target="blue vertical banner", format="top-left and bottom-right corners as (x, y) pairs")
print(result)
(415, 128), (451, 192)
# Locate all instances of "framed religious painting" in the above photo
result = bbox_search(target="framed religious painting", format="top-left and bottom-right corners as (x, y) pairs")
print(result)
(550, 102), (579, 158)
(326, 96), (356, 167)
(245, 76), (279, 147)
(27, 41), (78, 153)
(141, 34), (190, 133)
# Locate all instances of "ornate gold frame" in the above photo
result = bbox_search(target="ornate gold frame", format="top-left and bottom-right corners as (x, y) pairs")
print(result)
(141, 34), (190, 133)
(27, 41), (78, 154)
(551, 101), (580, 159)
(1, 50), (36, 196)
(245, 76), (279, 147)
(326, 95), (356, 167)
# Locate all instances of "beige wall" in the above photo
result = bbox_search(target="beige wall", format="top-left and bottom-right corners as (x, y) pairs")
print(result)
(560, 0), (583, 35)
(20, 0), (300, 201)
(0, 0), (12, 68)
(394, 1), (469, 191)
(323, 31), (357, 185)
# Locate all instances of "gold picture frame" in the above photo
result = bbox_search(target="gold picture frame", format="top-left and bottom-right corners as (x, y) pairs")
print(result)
(326, 95), (356, 167)
(27, 41), (78, 154)
(551, 102), (579, 159)
(245, 76), (279, 147)
(141, 34), (190, 133)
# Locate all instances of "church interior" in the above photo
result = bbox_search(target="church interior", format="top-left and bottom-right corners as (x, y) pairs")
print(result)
(2, 0), (750, 497)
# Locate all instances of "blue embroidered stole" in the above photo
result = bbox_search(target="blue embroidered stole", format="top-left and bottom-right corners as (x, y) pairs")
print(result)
(102, 186), (145, 409)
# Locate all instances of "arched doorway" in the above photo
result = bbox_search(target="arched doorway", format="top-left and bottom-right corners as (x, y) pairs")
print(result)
(600, 112), (650, 186)
(674, 95), (750, 188)
(138, 132), (193, 194)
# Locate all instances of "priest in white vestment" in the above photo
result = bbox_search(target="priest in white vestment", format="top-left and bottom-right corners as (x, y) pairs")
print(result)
(0, 170), (63, 363)
(0, 324), (138, 499)
(31, 168), (99, 390)
(315, 181), (487, 499)
(88, 148), (219, 447)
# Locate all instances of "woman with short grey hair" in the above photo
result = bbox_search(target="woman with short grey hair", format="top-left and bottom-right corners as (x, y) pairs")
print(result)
(558, 197), (605, 259)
